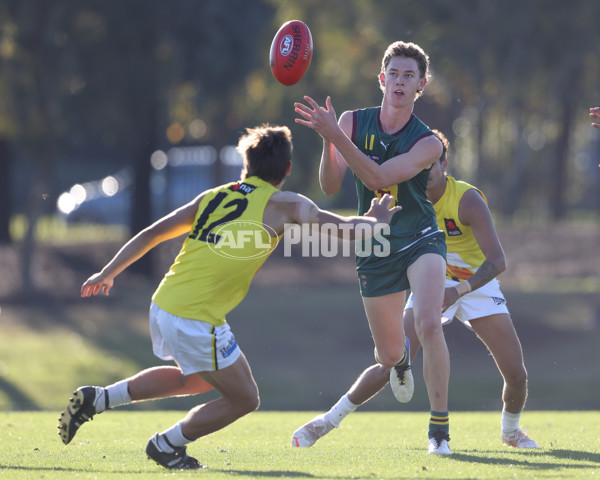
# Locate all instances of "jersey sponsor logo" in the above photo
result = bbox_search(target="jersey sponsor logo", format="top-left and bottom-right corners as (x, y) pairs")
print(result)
(220, 336), (238, 358)
(491, 296), (506, 306)
(380, 140), (389, 151)
(229, 182), (256, 195)
(444, 218), (463, 236)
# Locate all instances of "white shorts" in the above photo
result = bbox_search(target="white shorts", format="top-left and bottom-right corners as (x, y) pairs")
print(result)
(405, 278), (509, 329)
(149, 302), (241, 375)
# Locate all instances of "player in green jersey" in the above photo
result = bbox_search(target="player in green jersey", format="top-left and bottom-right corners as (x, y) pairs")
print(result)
(291, 130), (539, 450)
(295, 41), (451, 454)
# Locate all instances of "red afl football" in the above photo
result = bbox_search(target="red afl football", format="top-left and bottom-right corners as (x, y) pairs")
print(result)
(269, 20), (313, 86)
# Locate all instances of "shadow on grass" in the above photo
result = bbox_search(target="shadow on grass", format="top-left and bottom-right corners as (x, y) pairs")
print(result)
(0, 465), (152, 475)
(450, 448), (600, 469)
(547, 449), (600, 464)
(215, 471), (315, 478)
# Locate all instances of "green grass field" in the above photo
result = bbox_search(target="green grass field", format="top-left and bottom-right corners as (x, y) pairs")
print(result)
(1, 411), (598, 479)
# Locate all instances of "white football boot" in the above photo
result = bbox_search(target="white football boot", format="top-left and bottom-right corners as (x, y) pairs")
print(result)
(291, 414), (335, 447)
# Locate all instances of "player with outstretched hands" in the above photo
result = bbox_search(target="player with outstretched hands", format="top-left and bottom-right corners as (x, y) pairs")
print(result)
(294, 41), (451, 455)
(58, 124), (400, 470)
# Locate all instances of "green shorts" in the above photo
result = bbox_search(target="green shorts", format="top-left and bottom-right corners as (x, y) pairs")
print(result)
(357, 231), (446, 297)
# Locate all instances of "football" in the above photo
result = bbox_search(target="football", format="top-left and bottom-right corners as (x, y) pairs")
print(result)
(269, 20), (313, 86)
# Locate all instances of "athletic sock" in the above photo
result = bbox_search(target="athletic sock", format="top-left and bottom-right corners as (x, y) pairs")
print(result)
(428, 410), (450, 438)
(103, 380), (132, 409)
(501, 409), (521, 434)
(395, 338), (410, 367)
(159, 422), (192, 452)
(324, 394), (359, 427)
(91, 387), (108, 413)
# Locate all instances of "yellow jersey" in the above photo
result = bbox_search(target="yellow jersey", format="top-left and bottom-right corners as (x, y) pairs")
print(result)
(434, 176), (487, 281)
(152, 176), (279, 325)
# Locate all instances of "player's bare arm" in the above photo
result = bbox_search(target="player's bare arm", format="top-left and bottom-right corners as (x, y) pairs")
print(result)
(296, 96), (441, 190)
(442, 188), (506, 310)
(81, 193), (206, 298)
(264, 191), (400, 240)
(319, 135), (348, 195)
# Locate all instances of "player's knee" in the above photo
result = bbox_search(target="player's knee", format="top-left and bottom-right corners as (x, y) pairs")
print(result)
(233, 386), (260, 416)
(505, 366), (528, 389)
(374, 345), (404, 368)
(415, 316), (443, 345)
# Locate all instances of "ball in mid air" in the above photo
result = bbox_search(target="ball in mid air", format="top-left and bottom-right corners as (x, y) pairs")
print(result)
(269, 20), (313, 86)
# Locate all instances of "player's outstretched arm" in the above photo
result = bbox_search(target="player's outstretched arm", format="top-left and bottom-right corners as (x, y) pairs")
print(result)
(266, 191), (400, 241)
(295, 96), (442, 190)
(314, 194), (401, 240)
(80, 193), (205, 298)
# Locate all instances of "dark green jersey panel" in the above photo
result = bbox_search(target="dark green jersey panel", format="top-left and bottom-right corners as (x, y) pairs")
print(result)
(351, 107), (439, 267)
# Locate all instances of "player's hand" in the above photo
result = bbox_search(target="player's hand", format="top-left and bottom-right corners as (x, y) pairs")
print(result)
(441, 286), (460, 313)
(81, 271), (115, 297)
(365, 194), (402, 224)
(294, 96), (339, 139)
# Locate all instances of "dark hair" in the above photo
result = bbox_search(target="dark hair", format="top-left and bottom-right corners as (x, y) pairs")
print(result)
(237, 124), (292, 183)
(431, 129), (449, 163)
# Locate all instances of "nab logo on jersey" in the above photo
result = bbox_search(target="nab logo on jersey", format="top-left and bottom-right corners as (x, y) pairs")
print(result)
(229, 182), (256, 195)
(444, 218), (463, 236)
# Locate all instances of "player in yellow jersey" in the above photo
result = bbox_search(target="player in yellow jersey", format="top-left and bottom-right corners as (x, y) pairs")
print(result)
(291, 130), (539, 450)
(57, 124), (401, 470)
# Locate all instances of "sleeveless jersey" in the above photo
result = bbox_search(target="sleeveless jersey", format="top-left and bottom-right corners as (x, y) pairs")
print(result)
(152, 176), (279, 326)
(351, 107), (438, 268)
(434, 175), (487, 281)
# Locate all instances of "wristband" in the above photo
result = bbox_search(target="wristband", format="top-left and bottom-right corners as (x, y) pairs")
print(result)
(454, 281), (472, 297)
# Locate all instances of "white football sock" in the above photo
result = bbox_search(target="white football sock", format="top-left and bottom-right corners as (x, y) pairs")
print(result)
(159, 422), (191, 452)
(91, 387), (108, 413)
(324, 394), (359, 428)
(501, 409), (521, 433)
(104, 380), (131, 409)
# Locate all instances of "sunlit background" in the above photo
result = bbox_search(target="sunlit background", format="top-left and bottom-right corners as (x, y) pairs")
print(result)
(0, 0), (599, 412)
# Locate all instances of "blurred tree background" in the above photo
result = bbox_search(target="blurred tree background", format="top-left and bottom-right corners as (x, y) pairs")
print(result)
(0, 0), (599, 413)
(0, 0), (599, 287)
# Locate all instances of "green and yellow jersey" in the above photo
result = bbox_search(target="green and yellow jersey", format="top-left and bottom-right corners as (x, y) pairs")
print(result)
(152, 176), (279, 326)
(351, 107), (439, 268)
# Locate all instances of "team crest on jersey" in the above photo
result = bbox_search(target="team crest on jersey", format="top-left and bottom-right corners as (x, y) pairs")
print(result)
(374, 184), (398, 203)
(444, 218), (463, 236)
(229, 182), (256, 195)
